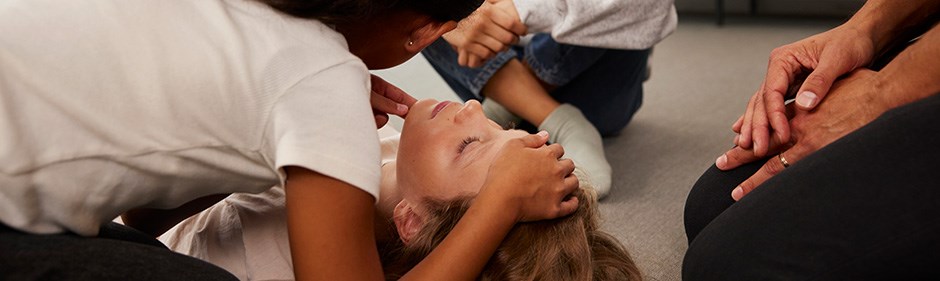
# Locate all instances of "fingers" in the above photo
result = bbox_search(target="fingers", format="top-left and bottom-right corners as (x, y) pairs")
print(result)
(555, 196), (580, 217)
(459, 45), (495, 67)
(545, 143), (565, 160)
(732, 114), (743, 134)
(466, 53), (486, 68)
(761, 72), (792, 146)
(717, 130), (790, 171)
(373, 112), (389, 129)
(738, 92), (757, 149)
(558, 158), (575, 178)
(750, 93), (772, 157)
(370, 90), (408, 116)
(489, 3), (526, 36)
(716, 145), (763, 171)
(370, 75), (416, 117)
(730, 143), (810, 201)
(794, 51), (853, 110)
(517, 130), (550, 148)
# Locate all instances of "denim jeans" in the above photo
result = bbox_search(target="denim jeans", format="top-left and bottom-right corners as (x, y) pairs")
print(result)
(421, 34), (650, 136)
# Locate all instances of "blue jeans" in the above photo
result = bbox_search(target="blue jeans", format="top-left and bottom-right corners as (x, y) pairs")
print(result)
(421, 34), (650, 136)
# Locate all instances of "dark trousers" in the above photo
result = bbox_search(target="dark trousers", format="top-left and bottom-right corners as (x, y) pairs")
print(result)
(0, 222), (236, 281)
(683, 93), (940, 280)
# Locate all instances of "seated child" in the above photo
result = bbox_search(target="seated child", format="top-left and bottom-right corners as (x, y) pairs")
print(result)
(161, 99), (641, 280)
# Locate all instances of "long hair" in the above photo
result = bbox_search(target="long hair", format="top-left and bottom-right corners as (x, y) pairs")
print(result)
(379, 175), (642, 281)
(254, 0), (483, 25)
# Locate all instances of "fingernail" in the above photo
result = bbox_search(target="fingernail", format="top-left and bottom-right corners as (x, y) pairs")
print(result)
(796, 91), (817, 108)
(716, 155), (727, 169)
(537, 130), (549, 138)
(397, 104), (408, 114)
(731, 186), (744, 201)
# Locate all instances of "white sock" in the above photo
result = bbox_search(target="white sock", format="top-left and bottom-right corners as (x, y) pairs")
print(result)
(538, 104), (612, 199)
(481, 98), (523, 129)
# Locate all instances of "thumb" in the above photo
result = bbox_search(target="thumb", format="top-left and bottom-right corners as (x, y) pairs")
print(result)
(795, 57), (854, 110)
(518, 131), (550, 148)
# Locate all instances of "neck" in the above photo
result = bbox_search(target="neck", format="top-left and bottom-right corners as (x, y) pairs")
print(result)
(374, 161), (402, 244)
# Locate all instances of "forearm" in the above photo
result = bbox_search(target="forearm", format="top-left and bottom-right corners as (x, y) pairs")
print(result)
(875, 24), (940, 109)
(401, 193), (516, 281)
(121, 193), (230, 237)
(847, 0), (940, 53)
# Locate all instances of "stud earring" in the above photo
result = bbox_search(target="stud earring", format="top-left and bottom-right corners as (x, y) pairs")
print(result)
(407, 40), (414, 46)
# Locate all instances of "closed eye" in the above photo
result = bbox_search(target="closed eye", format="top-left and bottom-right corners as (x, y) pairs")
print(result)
(458, 136), (480, 154)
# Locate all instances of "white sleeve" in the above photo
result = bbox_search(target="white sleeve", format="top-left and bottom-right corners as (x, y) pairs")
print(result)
(513, 0), (678, 49)
(270, 60), (381, 199)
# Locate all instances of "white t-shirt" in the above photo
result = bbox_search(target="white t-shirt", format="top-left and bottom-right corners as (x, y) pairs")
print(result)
(160, 129), (401, 281)
(0, 0), (381, 236)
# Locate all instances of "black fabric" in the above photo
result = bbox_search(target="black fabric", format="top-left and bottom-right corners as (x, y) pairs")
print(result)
(682, 93), (940, 280)
(0, 222), (237, 281)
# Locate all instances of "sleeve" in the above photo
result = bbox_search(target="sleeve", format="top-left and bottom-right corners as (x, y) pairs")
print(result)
(513, 0), (678, 49)
(269, 60), (381, 199)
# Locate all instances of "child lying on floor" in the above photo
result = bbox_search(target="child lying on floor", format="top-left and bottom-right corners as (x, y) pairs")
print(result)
(161, 99), (641, 281)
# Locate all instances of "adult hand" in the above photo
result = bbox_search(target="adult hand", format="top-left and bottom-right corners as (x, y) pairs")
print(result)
(479, 131), (580, 222)
(370, 74), (417, 128)
(442, 0), (526, 68)
(732, 24), (876, 158)
(719, 69), (888, 201)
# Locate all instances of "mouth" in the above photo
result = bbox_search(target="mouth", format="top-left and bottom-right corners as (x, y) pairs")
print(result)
(431, 101), (452, 119)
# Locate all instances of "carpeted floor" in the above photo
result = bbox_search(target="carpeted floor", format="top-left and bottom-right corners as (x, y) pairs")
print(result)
(374, 15), (844, 281)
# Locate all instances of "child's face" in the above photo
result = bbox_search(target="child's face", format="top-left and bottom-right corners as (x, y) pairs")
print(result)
(397, 99), (528, 203)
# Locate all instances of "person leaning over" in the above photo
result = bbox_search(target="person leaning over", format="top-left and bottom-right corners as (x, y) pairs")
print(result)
(0, 0), (580, 280)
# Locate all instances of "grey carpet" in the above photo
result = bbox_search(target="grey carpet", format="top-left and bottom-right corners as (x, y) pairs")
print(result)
(374, 16), (844, 281)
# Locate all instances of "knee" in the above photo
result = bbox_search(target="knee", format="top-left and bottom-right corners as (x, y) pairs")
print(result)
(683, 165), (738, 243)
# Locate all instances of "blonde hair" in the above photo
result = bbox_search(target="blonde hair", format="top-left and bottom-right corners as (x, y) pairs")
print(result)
(379, 176), (641, 281)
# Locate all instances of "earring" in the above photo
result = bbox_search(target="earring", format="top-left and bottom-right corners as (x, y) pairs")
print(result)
(407, 40), (414, 46)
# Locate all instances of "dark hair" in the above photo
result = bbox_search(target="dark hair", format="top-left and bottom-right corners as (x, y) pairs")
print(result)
(255, 0), (483, 25)
(379, 186), (642, 281)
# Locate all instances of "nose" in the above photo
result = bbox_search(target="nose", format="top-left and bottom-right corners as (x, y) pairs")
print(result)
(455, 100), (483, 123)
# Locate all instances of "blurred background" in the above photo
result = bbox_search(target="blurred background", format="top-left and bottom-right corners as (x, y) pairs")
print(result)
(373, 1), (864, 280)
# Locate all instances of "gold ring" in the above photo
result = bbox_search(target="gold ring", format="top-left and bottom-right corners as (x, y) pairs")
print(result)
(778, 153), (790, 168)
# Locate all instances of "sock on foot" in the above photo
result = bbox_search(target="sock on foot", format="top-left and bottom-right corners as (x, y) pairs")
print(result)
(481, 98), (523, 129)
(538, 104), (612, 198)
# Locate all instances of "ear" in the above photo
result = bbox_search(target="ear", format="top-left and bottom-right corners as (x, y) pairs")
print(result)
(405, 20), (458, 53)
(393, 200), (425, 246)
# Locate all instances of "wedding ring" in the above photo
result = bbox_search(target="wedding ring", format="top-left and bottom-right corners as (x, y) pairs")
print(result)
(778, 153), (790, 168)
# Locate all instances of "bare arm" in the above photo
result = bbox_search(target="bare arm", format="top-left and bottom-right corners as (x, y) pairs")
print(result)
(874, 22), (940, 108)
(732, 0), (940, 159)
(284, 167), (385, 280)
(285, 133), (577, 281)
(848, 0), (940, 54)
(720, 23), (940, 200)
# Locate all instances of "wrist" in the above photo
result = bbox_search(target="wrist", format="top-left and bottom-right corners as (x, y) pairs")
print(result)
(475, 182), (523, 223)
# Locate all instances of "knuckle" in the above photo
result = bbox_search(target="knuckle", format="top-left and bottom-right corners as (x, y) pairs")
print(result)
(805, 72), (829, 87)
(764, 159), (785, 175)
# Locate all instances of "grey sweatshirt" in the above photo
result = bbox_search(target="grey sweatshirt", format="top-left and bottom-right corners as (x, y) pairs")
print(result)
(514, 0), (677, 49)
